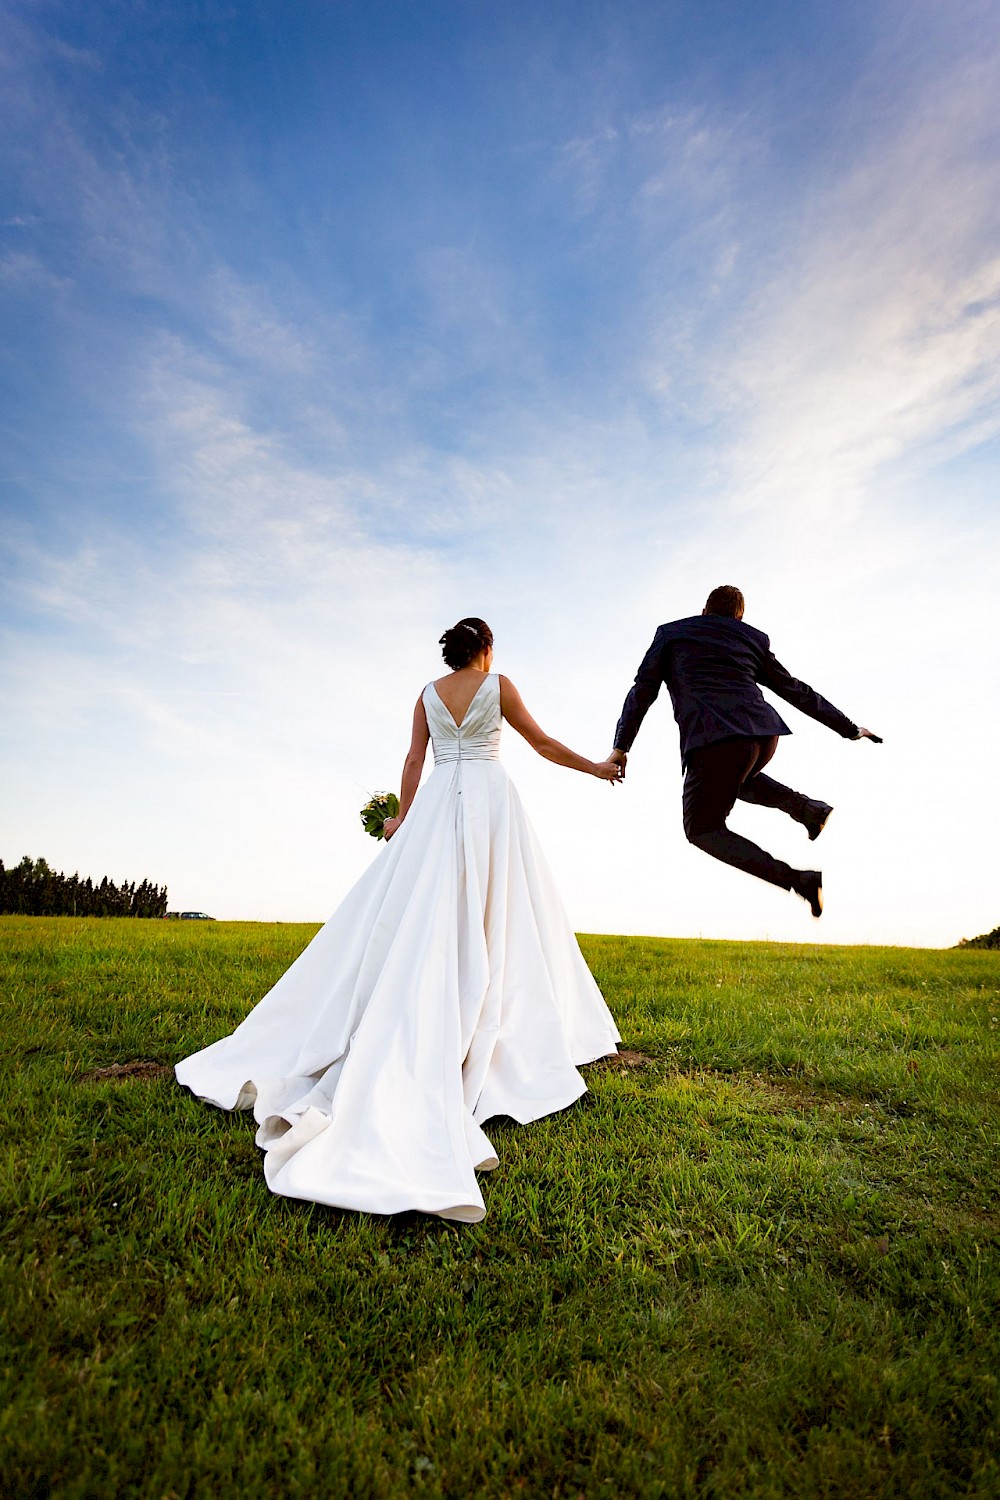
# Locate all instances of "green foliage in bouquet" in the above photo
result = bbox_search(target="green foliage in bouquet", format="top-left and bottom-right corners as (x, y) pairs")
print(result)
(359, 791), (400, 840)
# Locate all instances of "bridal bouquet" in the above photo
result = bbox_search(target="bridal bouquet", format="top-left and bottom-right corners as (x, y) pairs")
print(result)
(359, 791), (400, 840)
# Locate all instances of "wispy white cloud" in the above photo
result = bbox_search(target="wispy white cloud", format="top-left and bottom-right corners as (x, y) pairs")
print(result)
(674, 28), (1000, 530)
(0, 248), (71, 290)
(202, 269), (323, 378)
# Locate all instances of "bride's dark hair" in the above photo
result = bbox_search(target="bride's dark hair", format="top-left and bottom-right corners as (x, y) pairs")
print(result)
(439, 617), (494, 670)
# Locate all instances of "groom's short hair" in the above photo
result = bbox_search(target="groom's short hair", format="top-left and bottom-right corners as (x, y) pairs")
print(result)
(704, 585), (745, 618)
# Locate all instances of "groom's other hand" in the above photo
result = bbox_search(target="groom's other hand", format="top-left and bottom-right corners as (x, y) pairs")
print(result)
(609, 749), (627, 779)
(854, 727), (883, 743)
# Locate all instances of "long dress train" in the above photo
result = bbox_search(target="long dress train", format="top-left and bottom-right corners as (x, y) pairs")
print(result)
(175, 674), (620, 1222)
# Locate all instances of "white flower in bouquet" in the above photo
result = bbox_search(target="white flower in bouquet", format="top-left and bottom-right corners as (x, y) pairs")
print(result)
(359, 791), (400, 840)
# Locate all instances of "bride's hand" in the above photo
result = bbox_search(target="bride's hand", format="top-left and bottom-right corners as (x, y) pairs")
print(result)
(593, 759), (623, 783)
(383, 816), (402, 839)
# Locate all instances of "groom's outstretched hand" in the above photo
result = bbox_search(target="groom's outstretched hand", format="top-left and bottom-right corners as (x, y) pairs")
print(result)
(608, 749), (627, 780)
(854, 727), (883, 743)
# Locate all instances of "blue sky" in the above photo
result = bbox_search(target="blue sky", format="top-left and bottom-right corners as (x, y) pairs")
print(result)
(2, 0), (998, 944)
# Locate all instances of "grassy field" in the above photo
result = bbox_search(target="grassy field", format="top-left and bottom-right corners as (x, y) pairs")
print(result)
(1, 916), (997, 1499)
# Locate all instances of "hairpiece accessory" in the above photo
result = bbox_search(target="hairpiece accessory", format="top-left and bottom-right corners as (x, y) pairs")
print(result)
(460, 623), (478, 634)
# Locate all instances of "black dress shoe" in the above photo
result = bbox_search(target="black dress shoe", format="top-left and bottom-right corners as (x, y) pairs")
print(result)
(793, 871), (823, 917)
(803, 801), (833, 841)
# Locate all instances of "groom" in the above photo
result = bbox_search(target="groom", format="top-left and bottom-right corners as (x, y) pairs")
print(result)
(608, 586), (881, 916)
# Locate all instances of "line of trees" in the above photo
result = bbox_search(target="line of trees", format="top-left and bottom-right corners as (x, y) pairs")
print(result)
(0, 856), (169, 918)
(956, 925), (1000, 950)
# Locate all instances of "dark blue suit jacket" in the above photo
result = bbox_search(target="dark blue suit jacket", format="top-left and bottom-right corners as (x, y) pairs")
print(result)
(614, 615), (858, 766)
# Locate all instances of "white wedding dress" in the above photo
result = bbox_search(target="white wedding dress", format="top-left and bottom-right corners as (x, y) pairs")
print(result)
(175, 674), (620, 1222)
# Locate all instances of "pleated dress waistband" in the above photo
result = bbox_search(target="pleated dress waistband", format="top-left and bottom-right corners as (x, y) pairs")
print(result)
(433, 738), (501, 765)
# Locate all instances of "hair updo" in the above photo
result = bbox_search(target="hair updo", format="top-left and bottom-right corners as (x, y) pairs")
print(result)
(439, 617), (494, 670)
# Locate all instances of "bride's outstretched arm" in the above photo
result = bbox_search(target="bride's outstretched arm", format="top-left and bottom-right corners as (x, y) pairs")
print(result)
(499, 676), (620, 782)
(384, 696), (430, 838)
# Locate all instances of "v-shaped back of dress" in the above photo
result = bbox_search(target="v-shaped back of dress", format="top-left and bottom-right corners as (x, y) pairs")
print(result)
(424, 674), (502, 764)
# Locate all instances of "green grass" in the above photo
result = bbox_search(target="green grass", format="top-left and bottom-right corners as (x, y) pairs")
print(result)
(1, 917), (998, 1499)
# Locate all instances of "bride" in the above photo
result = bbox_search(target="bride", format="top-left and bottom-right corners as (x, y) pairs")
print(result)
(175, 617), (622, 1222)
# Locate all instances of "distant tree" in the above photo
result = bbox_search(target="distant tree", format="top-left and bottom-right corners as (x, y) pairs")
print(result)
(0, 856), (169, 918)
(129, 878), (168, 919)
(956, 926), (1000, 950)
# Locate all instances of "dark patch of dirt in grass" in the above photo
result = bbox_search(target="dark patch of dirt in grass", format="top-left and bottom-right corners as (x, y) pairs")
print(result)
(740, 1073), (855, 1111)
(80, 1061), (172, 1082)
(586, 1048), (659, 1071)
(737, 1072), (922, 1118)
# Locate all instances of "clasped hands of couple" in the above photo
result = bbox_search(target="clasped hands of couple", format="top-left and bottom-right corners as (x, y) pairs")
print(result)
(601, 750), (626, 783)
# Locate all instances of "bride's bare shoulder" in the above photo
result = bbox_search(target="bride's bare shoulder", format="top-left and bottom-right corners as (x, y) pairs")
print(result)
(497, 674), (525, 708)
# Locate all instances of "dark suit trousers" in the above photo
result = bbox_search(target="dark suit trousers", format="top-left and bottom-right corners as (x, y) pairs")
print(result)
(682, 737), (812, 890)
